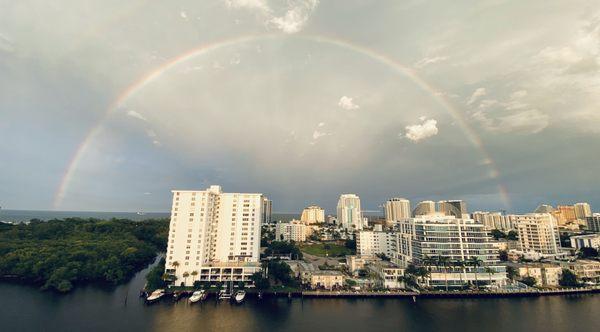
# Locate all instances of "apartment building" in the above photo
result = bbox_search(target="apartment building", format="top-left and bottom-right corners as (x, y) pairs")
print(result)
(165, 185), (265, 286)
(513, 213), (561, 255)
(275, 220), (312, 242)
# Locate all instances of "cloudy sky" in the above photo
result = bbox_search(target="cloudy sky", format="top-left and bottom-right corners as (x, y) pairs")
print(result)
(1, 0), (599, 214)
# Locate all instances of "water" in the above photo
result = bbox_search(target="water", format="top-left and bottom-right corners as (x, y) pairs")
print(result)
(0, 259), (598, 332)
(0, 209), (297, 224)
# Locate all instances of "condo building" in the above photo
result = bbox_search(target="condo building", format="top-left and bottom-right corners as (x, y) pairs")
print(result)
(587, 214), (600, 232)
(437, 200), (468, 218)
(275, 220), (312, 242)
(165, 185), (265, 286)
(384, 198), (411, 224)
(574, 202), (592, 220)
(570, 234), (600, 250)
(300, 205), (325, 224)
(337, 194), (363, 231)
(514, 213), (561, 255)
(395, 215), (507, 287)
(356, 230), (397, 258)
(471, 211), (513, 231)
(262, 197), (273, 224)
(412, 200), (436, 217)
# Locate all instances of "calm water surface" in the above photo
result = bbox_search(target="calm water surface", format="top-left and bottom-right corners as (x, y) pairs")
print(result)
(0, 260), (598, 332)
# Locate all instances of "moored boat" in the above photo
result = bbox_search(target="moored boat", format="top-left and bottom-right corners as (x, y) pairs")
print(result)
(189, 290), (207, 303)
(233, 290), (246, 304)
(146, 289), (165, 303)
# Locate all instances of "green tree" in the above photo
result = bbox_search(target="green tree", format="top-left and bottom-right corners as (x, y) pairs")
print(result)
(559, 269), (579, 287)
(578, 247), (599, 258)
(250, 272), (270, 290)
(521, 276), (537, 287)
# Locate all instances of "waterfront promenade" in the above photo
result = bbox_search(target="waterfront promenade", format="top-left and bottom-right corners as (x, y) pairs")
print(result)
(300, 287), (600, 298)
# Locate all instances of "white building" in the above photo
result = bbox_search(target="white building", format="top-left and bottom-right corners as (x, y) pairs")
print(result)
(165, 185), (264, 286)
(337, 194), (363, 231)
(395, 215), (507, 288)
(262, 197), (272, 224)
(513, 213), (561, 256)
(356, 230), (397, 258)
(384, 198), (411, 224)
(587, 214), (600, 232)
(570, 234), (600, 250)
(574, 202), (592, 220)
(471, 211), (513, 230)
(300, 205), (325, 224)
(367, 260), (405, 289)
(275, 220), (312, 242)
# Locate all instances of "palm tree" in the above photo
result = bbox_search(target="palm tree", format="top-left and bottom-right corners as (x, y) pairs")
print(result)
(422, 255), (437, 288)
(468, 257), (483, 289)
(171, 261), (180, 271)
(485, 267), (495, 287)
(191, 270), (198, 285)
(182, 271), (190, 286)
(437, 256), (450, 291)
(453, 260), (465, 289)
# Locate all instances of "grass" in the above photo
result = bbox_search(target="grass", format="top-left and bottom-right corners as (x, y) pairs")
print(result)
(300, 243), (353, 257)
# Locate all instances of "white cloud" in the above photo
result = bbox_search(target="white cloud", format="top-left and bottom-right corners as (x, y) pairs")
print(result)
(180, 11), (188, 19)
(404, 118), (439, 142)
(318, 122), (325, 127)
(224, 0), (319, 34)
(0, 33), (15, 53)
(312, 130), (328, 140)
(143, 192), (152, 195)
(414, 55), (448, 68)
(127, 110), (147, 122)
(467, 87), (487, 105)
(338, 96), (359, 110)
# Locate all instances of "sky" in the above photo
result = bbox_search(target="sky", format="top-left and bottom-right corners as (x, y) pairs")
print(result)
(1, 0), (600, 214)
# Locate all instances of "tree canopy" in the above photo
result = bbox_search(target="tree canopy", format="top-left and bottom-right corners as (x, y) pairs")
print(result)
(0, 218), (168, 293)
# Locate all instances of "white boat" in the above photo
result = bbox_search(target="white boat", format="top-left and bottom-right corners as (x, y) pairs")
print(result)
(189, 290), (206, 303)
(233, 290), (246, 304)
(146, 289), (165, 302)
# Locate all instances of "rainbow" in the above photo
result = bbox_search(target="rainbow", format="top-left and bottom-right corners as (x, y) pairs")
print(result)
(53, 34), (511, 209)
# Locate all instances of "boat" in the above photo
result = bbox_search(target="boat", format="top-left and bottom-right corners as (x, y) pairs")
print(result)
(233, 290), (246, 304)
(146, 289), (165, 303)
(189, 290), (207, 303)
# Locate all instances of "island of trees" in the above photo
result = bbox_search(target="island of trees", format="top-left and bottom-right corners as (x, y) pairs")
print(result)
(0, 218), (168, 292)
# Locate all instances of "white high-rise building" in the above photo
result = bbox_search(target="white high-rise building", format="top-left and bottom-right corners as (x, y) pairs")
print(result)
(384, 198), (411, 224)
(165, 185), (264, 286)
(300, 205), (325, 224)
(262, 197), (273, 224)
(574, 202), (592, 220)
(513, 213), (561, 255)
(356, 230), (397, 257)
(337, 194), (363, 231)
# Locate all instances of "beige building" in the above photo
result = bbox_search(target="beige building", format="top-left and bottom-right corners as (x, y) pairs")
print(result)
(275, 220), (312, 242)
(570, 234), (600, 250)
(472, 211), (513, 230)
(384, 198), (411, 224)
(574, 203), (592, 220)
(514, 213), (561, 255)
(412, 200), (436, 217)
(554, 205), (577, 226)
(356, 230), (397, 258)
(310, 271), (344, 290)
(166, 185), (265, 286)
(517, 264), (562, 287)
(300, 205), (325, 224)
(563, 260), (600, 283)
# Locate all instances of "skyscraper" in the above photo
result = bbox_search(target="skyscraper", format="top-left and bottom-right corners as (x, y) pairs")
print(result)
(437, 200), (467, 218)
(262, 197), (273, 224)
(574, 202), (592, 220)
(412, 200), (436, 217)
(384, 198), (411, 224)
(300, 205), (325, 224)
(165, 185), (264, 286)
(337, 194), (363, 231)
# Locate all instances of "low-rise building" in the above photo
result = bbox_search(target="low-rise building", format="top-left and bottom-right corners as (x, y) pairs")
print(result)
(517, 263), (562, 287)
(570, 234), (600, 251)
(346, 255), (368, 275)
(563, 260), (600, 283)
(286, 261), (317, 284)
(367, 260), (405, 289)
(310, 270), (344, 290)
(275, 220), (312, 242)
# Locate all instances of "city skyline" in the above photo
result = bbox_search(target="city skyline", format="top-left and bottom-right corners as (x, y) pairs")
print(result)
(2, 1), (600, 213)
